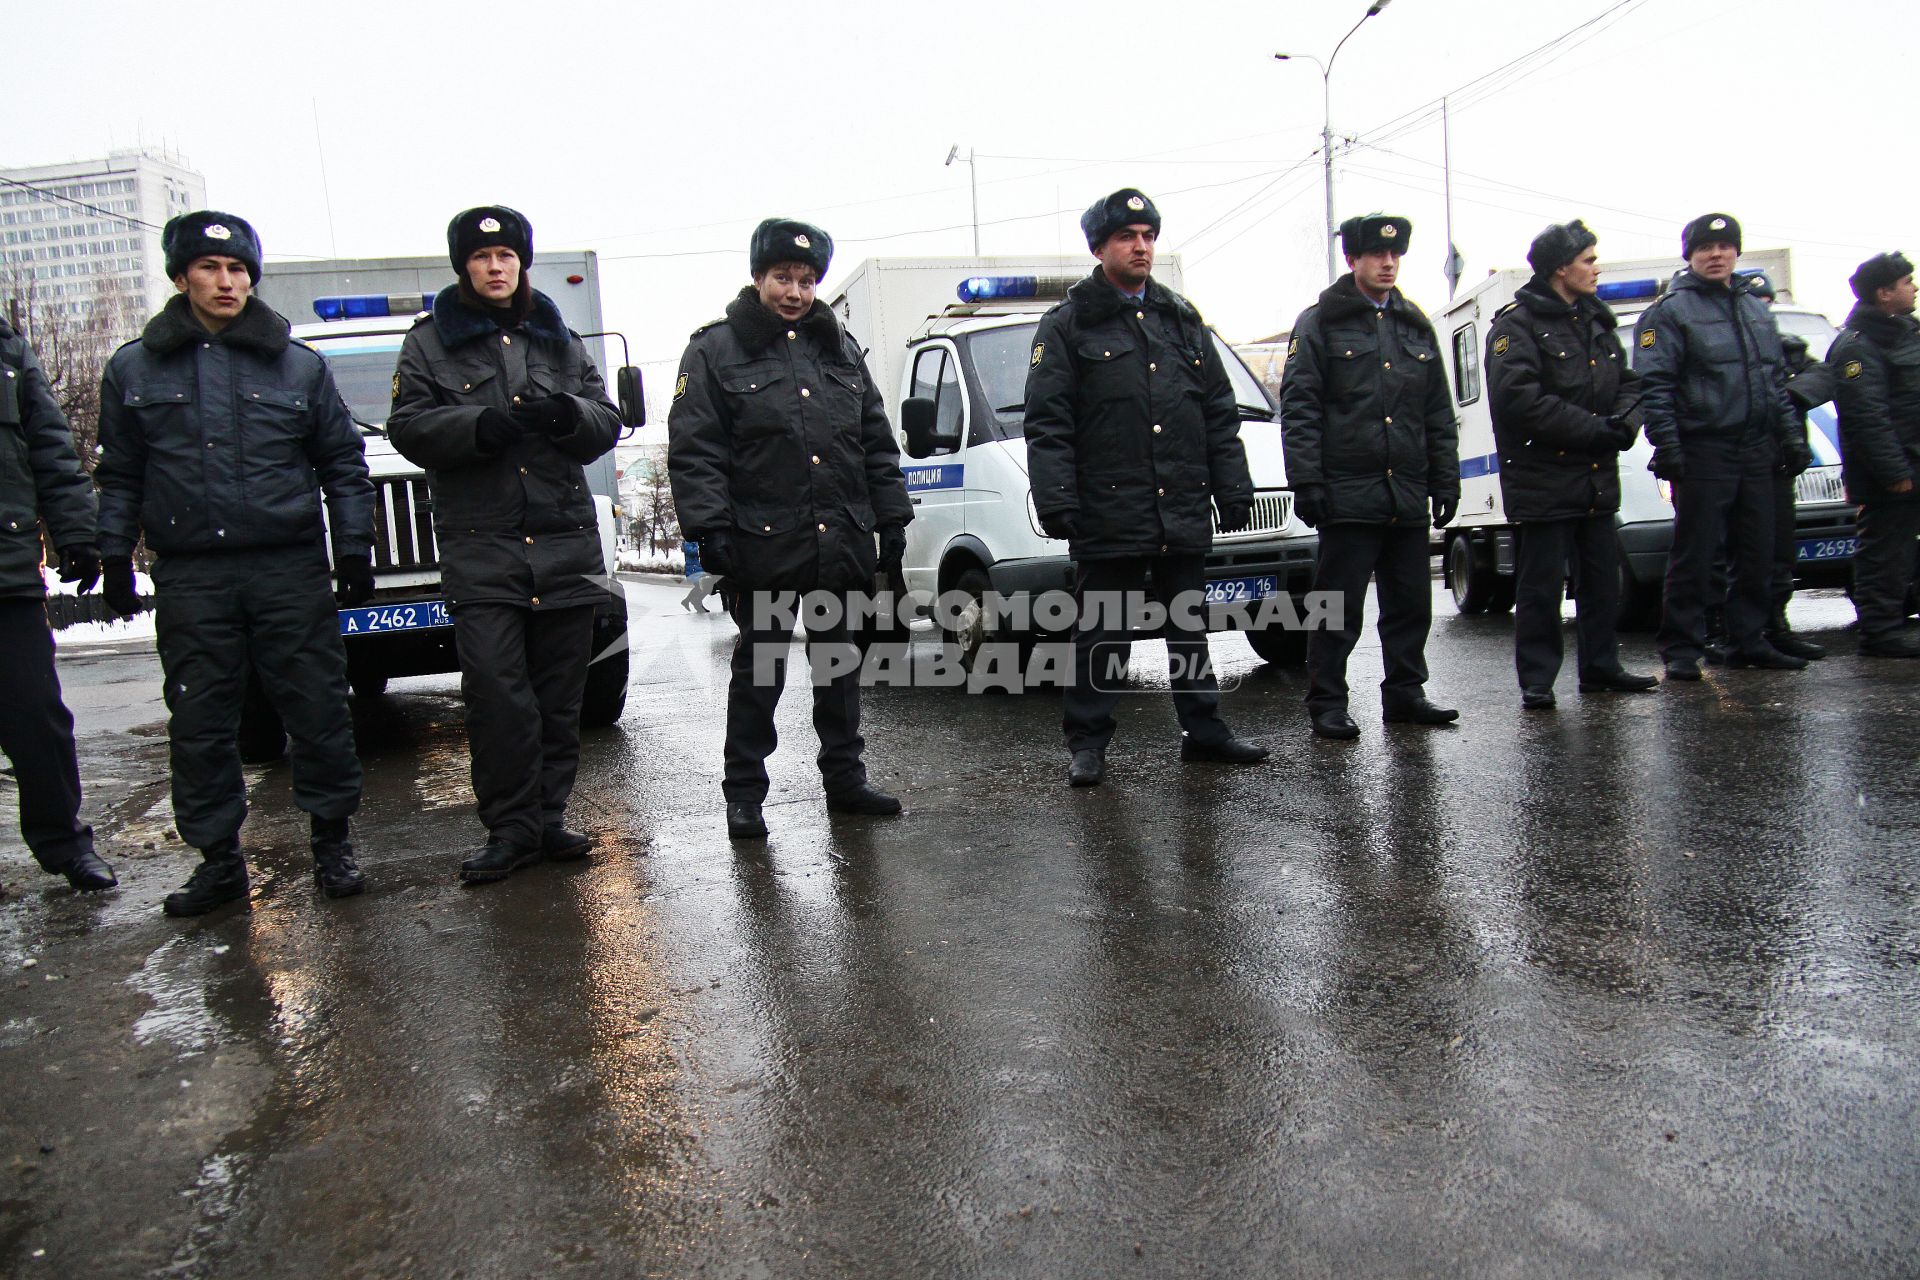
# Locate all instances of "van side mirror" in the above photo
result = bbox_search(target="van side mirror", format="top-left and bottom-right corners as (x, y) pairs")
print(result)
(616, 367), (644, 430)
(901, 396), (938, 458)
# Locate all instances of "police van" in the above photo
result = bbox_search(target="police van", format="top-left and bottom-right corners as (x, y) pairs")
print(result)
(828, 256), (1318, 671)
(1432, 248), (1852, 626)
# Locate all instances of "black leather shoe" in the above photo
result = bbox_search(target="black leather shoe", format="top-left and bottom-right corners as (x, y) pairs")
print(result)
(1578, 669), (1659, 693)
(1066, 749), (1105, 786)
(310, 817), (366, 898)
(825, 783), (902, 815)
(1767, 631), (1826, 660)
(459, 838), (541, 884)
(541, 825), (593, 861)
(727, 802), (768, 839)
(1179, 736), (1269, 764)
(53, 849), (117, 892)
(1702, 638), (1732, 666)
(1860, 632), (1920, 658)
(1521, 686), (1557, 710)
(1310, 710), (1360, 740)
(1382, 696), (1459, 725)
(1663, 658), (1702, 682)
(1727, 646), (1808, 670)
(164, 841), (248, 917)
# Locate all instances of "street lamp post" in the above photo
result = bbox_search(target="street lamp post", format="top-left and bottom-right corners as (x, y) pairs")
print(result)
(945, 145), (979, 255)
(1276, 0), (1394, 285)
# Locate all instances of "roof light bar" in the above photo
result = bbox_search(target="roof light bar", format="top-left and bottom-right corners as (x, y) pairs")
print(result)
(312, 293), (430, 321)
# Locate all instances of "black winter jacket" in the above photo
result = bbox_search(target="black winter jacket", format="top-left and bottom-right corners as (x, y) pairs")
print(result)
(1485, 283), (1640, 522)
(96, 297), (372, 563)
(0, 320), (96, 598)
(1023, 270), (1253, 559)
(667, 289), (912, 592)
(388, 286), (620, 613)
(1632, 270), (1795, 475)
(1280, 275), (1458, 525)
(1828, 302), (1920, 498)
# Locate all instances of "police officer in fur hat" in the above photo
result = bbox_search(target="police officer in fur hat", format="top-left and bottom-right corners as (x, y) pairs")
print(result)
(668, 218), (913, 837)
(1023, 188), (1267, 786)
(96, 211), (374, 914)
(388, 206), (623, 883)
(1281, 213), (1460, 739)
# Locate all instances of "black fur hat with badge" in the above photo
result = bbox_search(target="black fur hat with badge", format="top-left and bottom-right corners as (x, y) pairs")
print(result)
(1526, 219), (1598, 280)
(1340, 213), (1412, 257)
(1681, 212), (1741, 258)
(1080, 188), (1161, 252)
(749, 218), (833, 279)
(163, 211), (263, 283)
(447, 205), (533, 274)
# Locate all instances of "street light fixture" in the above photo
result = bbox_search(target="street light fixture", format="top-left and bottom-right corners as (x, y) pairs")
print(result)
(946, 145), (980, 255)
(1276, 0), (1395, 284)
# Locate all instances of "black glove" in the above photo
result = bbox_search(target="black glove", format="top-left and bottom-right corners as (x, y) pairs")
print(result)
(1649, 447), (1686, 483)
(57, 543), (101, 594)
(877, 524), (907, 570)
(335, 553), (375, 607)
(474, 408), (522, 454)
(1783, 435), (1814, 476)
(1217, 501), (1252, 533)
(1292, 485), (1328, 529)
(1607, 414), (1641, 451)
(1038, 510), (1078, 542)
(698, 530), (737, 578)
(102, 558), (143, 617)
(511, 394), (579, 438)
(1431, 496), (1458, 530)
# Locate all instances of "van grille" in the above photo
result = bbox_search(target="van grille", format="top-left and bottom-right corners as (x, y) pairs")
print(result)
(1213, 489), (1294, 539)
(372, 475), (439, 569)
(1794, 465), (1845, 505)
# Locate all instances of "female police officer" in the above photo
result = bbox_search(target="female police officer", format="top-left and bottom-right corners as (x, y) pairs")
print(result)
(667, 219), (913, 839)
(388, 206), (622, 883)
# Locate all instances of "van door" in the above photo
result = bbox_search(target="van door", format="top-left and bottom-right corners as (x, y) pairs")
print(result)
(898, 342), (969, 597)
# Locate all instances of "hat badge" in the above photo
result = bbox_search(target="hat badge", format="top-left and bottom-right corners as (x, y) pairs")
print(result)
(1380, 223), (1398, 238)
(1126, 196), (1145, 211)
(1709, 218), (1727, 230)
(478, 216), (501, 233)
(204, 223), (231, 241)
(793, 233), (811, 249)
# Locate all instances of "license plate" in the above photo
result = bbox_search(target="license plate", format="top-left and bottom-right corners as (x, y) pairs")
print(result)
(1796, 536), (1857, 563)
(338, 601), (452, 634)
(1203, 575), (1278, 604)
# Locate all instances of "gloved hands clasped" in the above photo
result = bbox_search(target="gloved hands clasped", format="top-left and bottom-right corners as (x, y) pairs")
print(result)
(511, 394), (579, 438)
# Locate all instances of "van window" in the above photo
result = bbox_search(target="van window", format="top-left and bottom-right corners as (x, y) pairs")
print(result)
(910, 346), (966, 450)
(1452, 324), (1481, 407)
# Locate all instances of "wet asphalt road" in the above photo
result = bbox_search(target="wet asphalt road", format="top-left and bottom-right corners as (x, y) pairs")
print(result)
(2, 576), (1917, 1278)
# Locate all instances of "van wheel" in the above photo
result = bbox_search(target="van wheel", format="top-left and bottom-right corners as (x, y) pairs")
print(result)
(1447, 533), (1495, 614)
(1245, 617), (1309, 665)
(941, 566), (1042, 691)
(1616, 555), (1662, 631)
(580, 625), (630, 728)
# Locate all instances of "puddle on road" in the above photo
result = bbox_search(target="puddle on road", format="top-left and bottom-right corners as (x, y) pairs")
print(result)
(128, 934), (224, 1054)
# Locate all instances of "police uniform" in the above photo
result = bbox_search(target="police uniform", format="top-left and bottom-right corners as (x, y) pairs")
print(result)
(1280, 214), (1460, 736)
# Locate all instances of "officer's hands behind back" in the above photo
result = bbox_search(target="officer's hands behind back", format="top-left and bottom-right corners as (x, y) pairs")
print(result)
(102, 558), (144, 617)
(57, 543), (101, 594)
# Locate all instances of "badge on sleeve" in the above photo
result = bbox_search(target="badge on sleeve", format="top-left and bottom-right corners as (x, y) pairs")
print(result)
(1030, 342), (1045, 367)
(1639, 329), (1656, 349)
(1844, 360), (1863, 379)
(674, 372), (689, 400)
(391, 373), (401, 400)
(1286, 336), (1298, 359)
(1491, 335), (1509, 356)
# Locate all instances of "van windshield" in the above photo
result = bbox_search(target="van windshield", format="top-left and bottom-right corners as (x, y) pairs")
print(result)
(303, 335), (407, 431)
(964, 321), (1275, 442)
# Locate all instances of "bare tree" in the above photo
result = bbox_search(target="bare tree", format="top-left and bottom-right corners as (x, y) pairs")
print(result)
(1, 268), (143, 471)
(630, 445), (680, 554)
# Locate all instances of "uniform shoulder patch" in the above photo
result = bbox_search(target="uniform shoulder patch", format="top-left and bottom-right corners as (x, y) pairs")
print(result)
(1031, 341), (1045, 368)
(391, 372), (401, 400)
(674, 372), (689, 400)
(1491, 334), (1510, 357)
(1639, 329), (1656, 349)
(1844, 360), (1864, 379)
(1286, 336), (1299, 359)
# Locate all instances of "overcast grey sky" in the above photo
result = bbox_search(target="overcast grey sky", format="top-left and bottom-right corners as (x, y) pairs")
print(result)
(10, 0), (1912, 367)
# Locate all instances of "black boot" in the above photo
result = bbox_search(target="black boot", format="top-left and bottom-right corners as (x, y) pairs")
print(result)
(163, 839), (249, 917)
(45, 847), (117, 891)
(310, 816), (366, 899)
(542, 825), (592, 861)
(825, 782), (903, 816)
(460, 836), (541, 885)
(1702, 607), (1731, 665)
(1767, 608), (1825, 660)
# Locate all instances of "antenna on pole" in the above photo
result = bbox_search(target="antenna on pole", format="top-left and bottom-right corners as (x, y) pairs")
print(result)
(1442, 95), (1464, 299)
(313, 99), (340, 259)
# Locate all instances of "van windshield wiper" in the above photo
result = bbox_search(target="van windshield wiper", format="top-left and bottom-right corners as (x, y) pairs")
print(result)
(1236, 404), (1275, 420)
(354, 416), (387, 436)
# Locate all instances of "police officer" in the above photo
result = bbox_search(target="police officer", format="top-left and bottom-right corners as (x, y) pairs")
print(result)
(388, 206), (622, 882)
(0, 318), (116, 891)
(1486, 220), (1658, 708)
(1635, 213), (1806, 680)
(668, 219), (913, 837)
(1282, 213), (1461, 740)
(1828, 252), (1920, 659)
(1023, 188), (1268, 786)
(96, 211), (373, 915)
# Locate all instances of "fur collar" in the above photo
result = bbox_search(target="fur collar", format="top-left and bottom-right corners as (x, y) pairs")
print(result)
(141, 295), (290, 357)
(724, 287), (845, 354)
(429, 283), (570, 347)
(1515, 281), (1619, 330)
(1066, 269), (1199, 326)
(1314, 273), (1435, 336)
(1842, 300), (1919, 346)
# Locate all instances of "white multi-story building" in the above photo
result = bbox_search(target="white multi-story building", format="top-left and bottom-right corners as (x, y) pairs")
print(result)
(0, 147), (207, 332)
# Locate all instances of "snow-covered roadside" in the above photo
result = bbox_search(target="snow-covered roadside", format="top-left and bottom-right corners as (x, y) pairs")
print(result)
(43, 566), (158, 650)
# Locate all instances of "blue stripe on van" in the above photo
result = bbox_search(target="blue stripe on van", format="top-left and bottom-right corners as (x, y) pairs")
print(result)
(904, 463), (964, 492)
(1458, 452), (1500, 479)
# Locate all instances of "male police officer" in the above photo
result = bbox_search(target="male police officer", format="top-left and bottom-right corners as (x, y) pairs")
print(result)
(668, 219), (913, 836)
(1024, 188), (1268, 786)
(1282, 213), (1460, 740)
(96, 212), (373, 915)
(0, 317), (116, 891)
(1635, 213), (1805, 680)
(1828, 252), (1920, 658)
(1486, 220), (1657, 708)
(388, 206), (623, 882)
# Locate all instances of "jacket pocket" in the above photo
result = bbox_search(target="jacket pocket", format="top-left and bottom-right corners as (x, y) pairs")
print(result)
(1075, 336), (1137, 402)
(718, 362), (790, 437)
(432, 363), (500, 403)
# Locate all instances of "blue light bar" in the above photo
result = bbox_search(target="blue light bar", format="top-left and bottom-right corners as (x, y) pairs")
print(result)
(958, 276), (1039, 304)
(311, 293), (430, 321)
(1595, 278), (1659, 302)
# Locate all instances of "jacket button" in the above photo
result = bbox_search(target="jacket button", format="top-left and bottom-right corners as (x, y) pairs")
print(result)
(463, 383), (472, 391)
(1590, 359), (1597, 367)
(817, 523), (827, 532)
(513, 395), (522, 404)
(503, 336), (512, 345)
(763, 524), (772, 532)
(1383, 361), (1392, 370)
(811, 454), (821, 464)
(1149, 362), (1157, 372)
(1193, 359), (1201, 366)
(531, 596), (539, 604)
(749, 383), (757, 390)
(1591, 463), (1600, 471)
(525, 536), (534, 544)
(1161, 545), (1168, 552)
(202, 343), (210, 349)
(206, 441), (215, 449)
(1103, 351), (1111, 357)
(1136, 311), (1145, 320)
(519, 467), (529, 475)
(787, 331), (797, 340)
(1152, 424), (1162, 434)
(801, 388), (811, 398)
(1558, 450), (1566, 457)
(1384, 416), (1393, 425)
(1387, 468), (1394, 476)
(1157, 488), (1165, 496)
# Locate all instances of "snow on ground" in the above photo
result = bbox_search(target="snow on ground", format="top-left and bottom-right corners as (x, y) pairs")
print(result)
(43, 566), (157, 649)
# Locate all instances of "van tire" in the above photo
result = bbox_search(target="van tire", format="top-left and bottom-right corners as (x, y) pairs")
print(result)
(1244, 622), (1309, 666)
(580, 624), (630, 728)
(1447, 533), (1495, 614)
(941, 566), (1052, 692)
(1616, 556), (1663, 631)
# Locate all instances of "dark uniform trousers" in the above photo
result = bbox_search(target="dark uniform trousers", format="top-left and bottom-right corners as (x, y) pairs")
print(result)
(1707, 472), (1799, 620)
(1659, 466), (1775, 660)
(1514, 514), (1624, 688)
(1063, 553), (1229, 754)
(1306, 524), (1432, 715)
(0, 600), (93, 869)
(723, 590), (866, 805)
(152, 547), (361, 849)
(1852, 494), (1920, 639)
(451, 601), (595, 849)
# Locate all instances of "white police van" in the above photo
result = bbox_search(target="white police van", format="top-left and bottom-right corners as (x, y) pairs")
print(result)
(1432, 248), (1851, 626)
(828, 256), (1318, 672)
